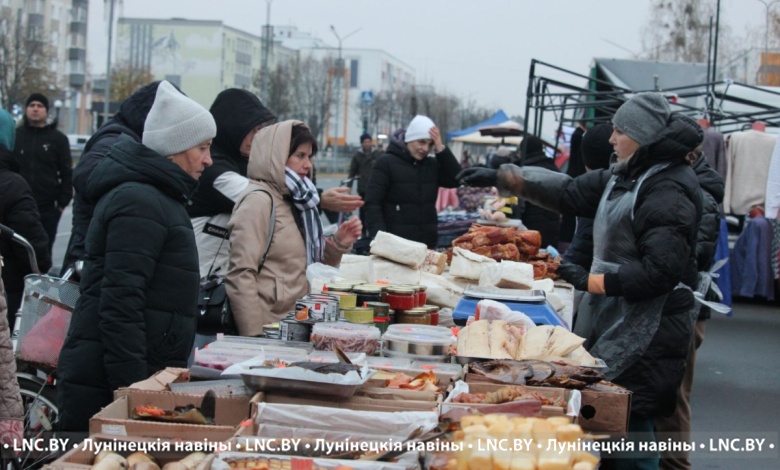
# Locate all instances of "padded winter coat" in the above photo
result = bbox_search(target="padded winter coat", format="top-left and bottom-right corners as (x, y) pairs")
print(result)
(57, 135), (200, 432)
(13, 120), (73, 209)
(364, 130), (461, 248)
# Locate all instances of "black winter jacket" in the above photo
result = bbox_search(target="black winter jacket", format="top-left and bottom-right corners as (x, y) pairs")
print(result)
(189, 89), (275, 218)
(364, 130), (461, 248)
(562, 216), (595, 270)
(14, 121), (73, 209)
(57, 136), (200, 432)
(0, 147), (52, 301)
(518, 151), (561, 248)
(519, 114), (703, 416)
(62, 83), (160, 272)
(691, 153), (725, 320)
(348, 149), (381, 196)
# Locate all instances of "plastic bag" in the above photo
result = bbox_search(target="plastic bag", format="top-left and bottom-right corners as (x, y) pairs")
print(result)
(18, 305), (71, 367)
(475, 299), (536, 331)
(306, 262), (340, 293)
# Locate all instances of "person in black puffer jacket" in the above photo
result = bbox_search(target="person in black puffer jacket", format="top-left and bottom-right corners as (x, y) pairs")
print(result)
(458, 93), (703, 468)
(515, 135), (561, 248)
(0, 109), (51, 325)
(56, 81), (216, 432)
(61, 81), (168, 275)
(364, 115), (461, 248)
(655, 146), (724, 470)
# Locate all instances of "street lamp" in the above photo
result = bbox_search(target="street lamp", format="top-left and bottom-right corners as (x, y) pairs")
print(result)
(329, 25), (360, 154)
(53, 99), (63, 123)
(757, 0), (780, 85)
(104, 0), (117, 123)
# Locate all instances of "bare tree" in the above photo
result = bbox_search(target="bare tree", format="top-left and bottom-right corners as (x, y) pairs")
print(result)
(640, 0), (723, 62)
(253, 62), (294, 120)
(289, 54), (333, 142)
(110, 61), (154, 102)
(0, 8), (59, 110)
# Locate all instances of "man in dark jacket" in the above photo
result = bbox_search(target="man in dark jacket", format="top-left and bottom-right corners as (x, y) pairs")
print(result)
(459, 93), (703, 468)
(364, 115), (461, 248)
(513, 135), (562, 248)
(188, 88), (277, 277)
(0, 109), (51, 326)
(348, 132), (380, 235)
(57, 81), (216, 432)
(13, 93), (73, 256)
(655, 146), (724, 470)
(61, 81), (164, 274)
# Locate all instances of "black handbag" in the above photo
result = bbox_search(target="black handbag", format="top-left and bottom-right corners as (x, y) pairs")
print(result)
(196, 189), (275, 335)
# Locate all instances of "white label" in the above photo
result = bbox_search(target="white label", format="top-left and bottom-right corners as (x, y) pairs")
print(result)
(101, 424), (128, 436)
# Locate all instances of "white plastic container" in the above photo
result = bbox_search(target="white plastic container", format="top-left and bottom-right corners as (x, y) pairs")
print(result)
(310, 322), (381, 354)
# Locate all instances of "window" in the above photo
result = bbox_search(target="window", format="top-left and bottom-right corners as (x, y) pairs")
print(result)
(350, 59), (358, 88)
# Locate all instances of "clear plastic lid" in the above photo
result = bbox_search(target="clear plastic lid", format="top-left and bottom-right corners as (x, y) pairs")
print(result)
(365, 356), (413, 370)
(308, 351), (367, 364)
(386, 324), (454, 338)
(311, 322), (381, 340)
(381, 330), (455, 347)
(410, 361), (465, 375)
(380, 349), (450, 363)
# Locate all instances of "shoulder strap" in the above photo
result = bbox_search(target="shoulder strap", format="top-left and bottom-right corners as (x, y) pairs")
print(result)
(235, 188), (276, 273)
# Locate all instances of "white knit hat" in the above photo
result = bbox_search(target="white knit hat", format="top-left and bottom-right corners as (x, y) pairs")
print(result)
(142, 81), (217, 156)
(404, 115), (436, 143)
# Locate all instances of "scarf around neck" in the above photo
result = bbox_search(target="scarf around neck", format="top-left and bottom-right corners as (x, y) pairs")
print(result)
(284, 168), (323, 265)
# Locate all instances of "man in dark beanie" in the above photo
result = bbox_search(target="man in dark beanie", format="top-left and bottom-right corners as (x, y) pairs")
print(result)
(348, 132), (379, 235)
(14, 92), (72, 258)
(458, 92), (704, 468)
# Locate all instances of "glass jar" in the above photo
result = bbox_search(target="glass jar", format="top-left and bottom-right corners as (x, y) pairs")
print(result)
(424, 305), (440, 326)
(395, 308), (431, 325)
(352, 285), (382, 307)
(410, 285), (428, 307)
(324, 282), (355, 293)
(384, 286), (416, 310)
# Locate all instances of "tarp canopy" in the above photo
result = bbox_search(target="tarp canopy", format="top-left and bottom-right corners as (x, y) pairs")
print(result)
(451, 120), (526, 145)
(446, 110), (511, 141)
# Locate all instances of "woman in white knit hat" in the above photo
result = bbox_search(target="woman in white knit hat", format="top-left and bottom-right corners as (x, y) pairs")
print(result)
(363, 115), (461, 248)
(57, 81), (217, 432)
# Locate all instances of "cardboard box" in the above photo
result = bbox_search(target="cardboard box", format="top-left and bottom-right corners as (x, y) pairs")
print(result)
(355, 378), (446, 403)
(90, 390), (251, 440)
(44, 435), (219, 470)
(446, 380), (571, 419)
(464, 374), (631, 436)
(256, 391), (438, 413)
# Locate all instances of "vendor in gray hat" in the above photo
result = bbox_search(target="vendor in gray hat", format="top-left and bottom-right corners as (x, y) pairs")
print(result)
(457, 91), (704, 468)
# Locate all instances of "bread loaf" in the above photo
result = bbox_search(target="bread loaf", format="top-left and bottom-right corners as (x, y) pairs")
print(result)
(457, 319), (524, 359)
(478, 260), (535, 289)
(370, 256), (421, 284)
(370, 231), (428, 268)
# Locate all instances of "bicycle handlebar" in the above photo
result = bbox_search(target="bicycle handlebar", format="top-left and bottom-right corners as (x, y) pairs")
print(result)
(0, 223), (41, 275)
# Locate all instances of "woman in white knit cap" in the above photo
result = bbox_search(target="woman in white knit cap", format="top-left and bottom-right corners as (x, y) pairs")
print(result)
(57, 81), (217, 432)
(363, 115), (461, 248)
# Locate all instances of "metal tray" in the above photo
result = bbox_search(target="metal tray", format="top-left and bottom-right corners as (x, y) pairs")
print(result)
(240, 370), (376, 398)
(382, 338), (451, 356)
(452, 355), (494, 366)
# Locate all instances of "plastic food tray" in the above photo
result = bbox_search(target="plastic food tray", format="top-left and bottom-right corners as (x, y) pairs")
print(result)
(380, 349), (450, 363)
(381, 330), (454, 356)
(241, 370), (377, 398)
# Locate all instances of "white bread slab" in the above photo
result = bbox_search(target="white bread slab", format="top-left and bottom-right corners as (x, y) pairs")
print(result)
(450, 246), (496, 281)
(478, 260), (535, 289)
(421, 249), (448, 275)
(370, 256), (422, 284)
(338, 254), (373, 282)
(370, 231), (428, 268)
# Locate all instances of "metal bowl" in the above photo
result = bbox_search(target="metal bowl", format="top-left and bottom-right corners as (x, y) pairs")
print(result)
(382, 337), (450, 356)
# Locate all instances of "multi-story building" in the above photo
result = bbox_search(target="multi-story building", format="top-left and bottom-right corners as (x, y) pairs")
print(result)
(114, 17), (296, 109)
(1, 0), (89, 133)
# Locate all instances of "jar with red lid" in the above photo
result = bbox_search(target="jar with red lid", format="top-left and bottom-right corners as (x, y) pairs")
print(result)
(384, 286), (416, 310)
(410, 285), (427, 307)
(395, 308), (431, 325)
(424, 305), (440, 326)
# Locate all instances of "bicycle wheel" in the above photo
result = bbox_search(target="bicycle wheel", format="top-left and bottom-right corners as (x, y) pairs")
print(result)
(15, 377), (59, 469)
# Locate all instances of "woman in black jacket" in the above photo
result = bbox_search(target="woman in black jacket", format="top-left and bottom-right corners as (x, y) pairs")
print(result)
(364, 115), (461, 248)
(57, 81), (216, 432)
(459, 93), (703, 468)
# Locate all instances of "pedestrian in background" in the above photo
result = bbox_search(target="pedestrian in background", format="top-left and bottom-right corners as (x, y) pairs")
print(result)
(0, 109), (51, 327)
(62, 81), (165, 275)
(514, 135), (561, 248)
(13, 93), (72, 258)
(57, 81), (216, 432)
(364, 115), (461, 248)
(348, 132), (380, 235)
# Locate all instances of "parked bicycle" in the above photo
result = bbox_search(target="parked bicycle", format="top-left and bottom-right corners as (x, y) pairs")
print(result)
(0, 223), (79, 469)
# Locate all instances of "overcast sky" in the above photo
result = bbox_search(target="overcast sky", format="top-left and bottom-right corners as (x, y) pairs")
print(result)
(87, 0), (766, 119)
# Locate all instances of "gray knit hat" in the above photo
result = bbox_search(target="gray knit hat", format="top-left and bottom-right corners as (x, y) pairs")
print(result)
(612, 92), (671, 146)
(142, 81), (216, 156)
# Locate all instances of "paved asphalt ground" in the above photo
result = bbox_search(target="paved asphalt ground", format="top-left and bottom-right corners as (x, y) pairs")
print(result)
(51, 175), (779, 468)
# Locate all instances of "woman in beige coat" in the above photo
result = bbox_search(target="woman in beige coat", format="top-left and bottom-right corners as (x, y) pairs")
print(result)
(226, 121), (361, 336)
(0, 264), (23, 447)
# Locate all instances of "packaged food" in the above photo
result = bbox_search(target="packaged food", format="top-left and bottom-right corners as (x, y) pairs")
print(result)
(384, 286), (416, 310)
(395, 308), (430, 325)
(310, 322), (381, 355)
(352, 284), (382, 307)
(381, 328), (454, 357)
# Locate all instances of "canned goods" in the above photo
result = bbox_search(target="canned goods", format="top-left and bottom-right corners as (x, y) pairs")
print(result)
(365, 301), (390, 318)
(374, 316), (391, 334)
(352, 284), (382, 307)
(395, 308), (431, 325)
(303, 294), (340, 321)
(385, 286), (416, 310)
(410, 285), (428, 308)
(341, 307), (375, 324)
(295, 300), (326, 321)
(424, 305), (440, 326)
(330, 292), (358, 308)
(279, 318), (315, 342)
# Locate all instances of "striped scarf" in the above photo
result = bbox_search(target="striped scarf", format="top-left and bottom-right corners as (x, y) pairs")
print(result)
(284, 168), (323, 265)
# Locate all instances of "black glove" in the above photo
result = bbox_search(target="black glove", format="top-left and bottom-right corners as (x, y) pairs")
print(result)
(456, 168), (498, 187)
(556, 262), (590, 291)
